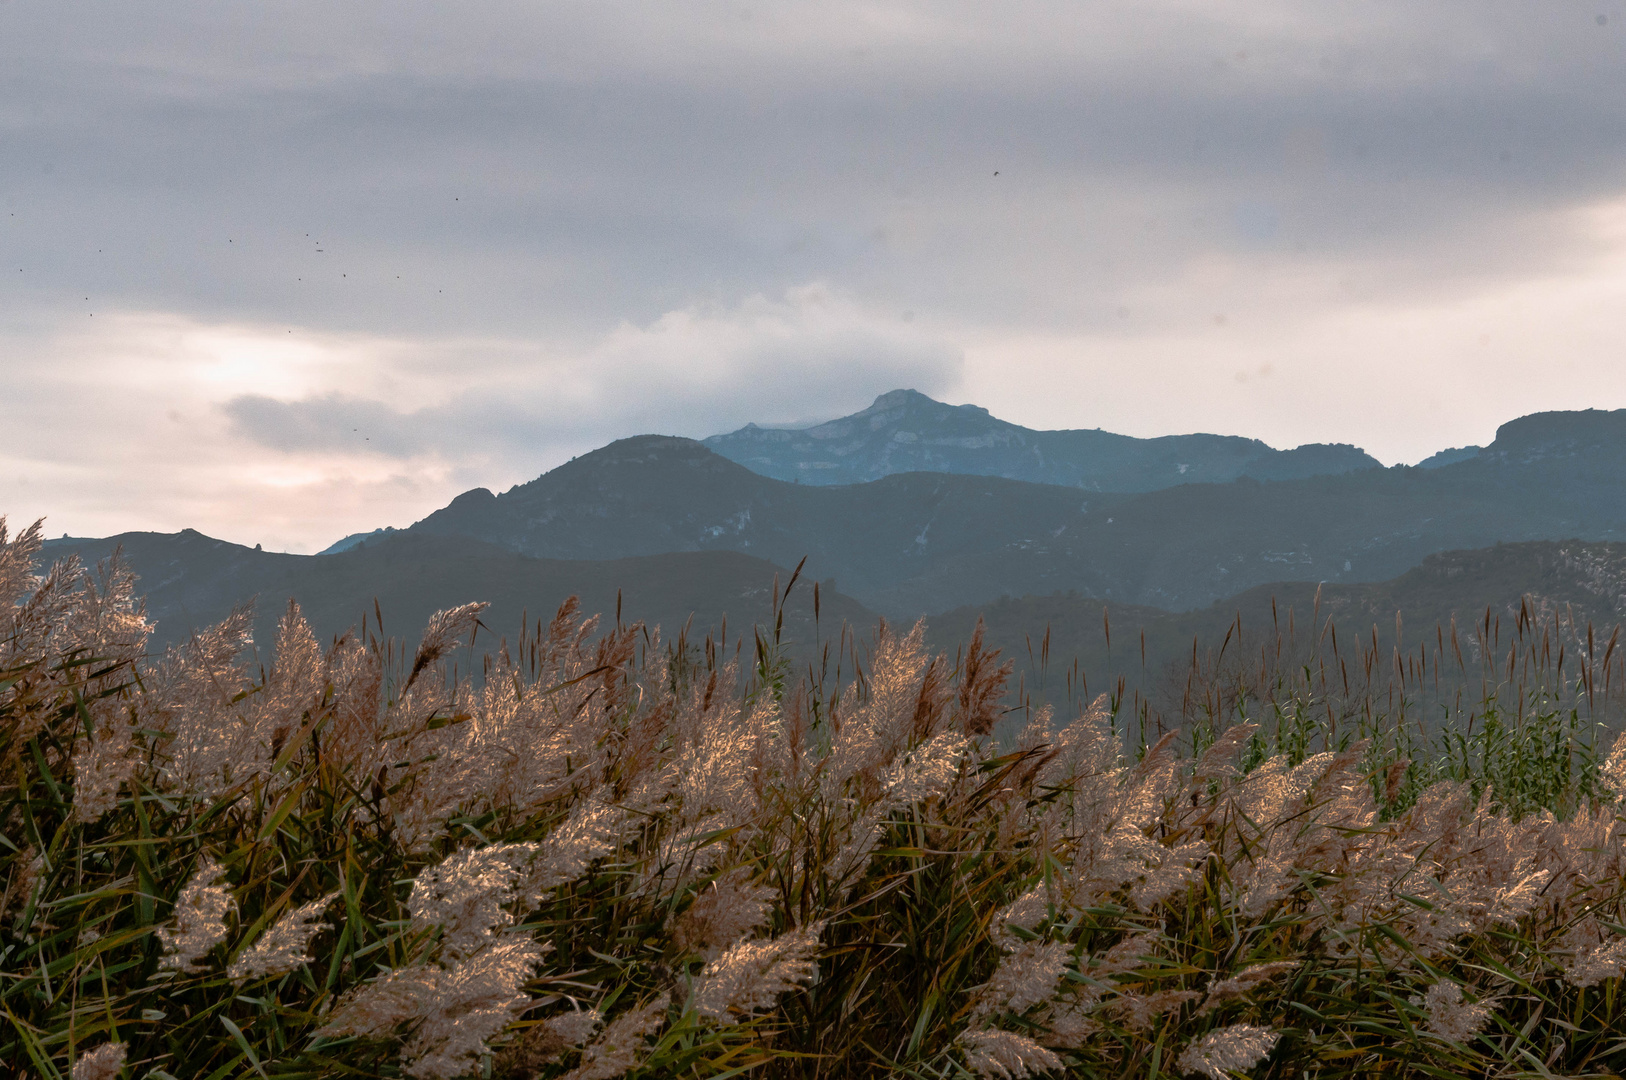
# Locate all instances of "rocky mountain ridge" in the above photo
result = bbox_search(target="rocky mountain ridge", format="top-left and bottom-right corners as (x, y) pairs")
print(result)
(702, 388), (1383, 490)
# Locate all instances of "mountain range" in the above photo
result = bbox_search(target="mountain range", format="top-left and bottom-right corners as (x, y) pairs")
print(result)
(401, 403), (1626, 614)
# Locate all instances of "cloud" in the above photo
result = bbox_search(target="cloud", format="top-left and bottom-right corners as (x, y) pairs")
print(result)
(0, 311), (468, 552)
(959, 193), (1626, 465)
(224, 393), (427, 457)
(221, 285), (963, 465)
(4, 0), (1623, 341)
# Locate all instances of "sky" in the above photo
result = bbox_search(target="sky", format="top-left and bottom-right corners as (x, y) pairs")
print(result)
(3, 1), (1625, 552)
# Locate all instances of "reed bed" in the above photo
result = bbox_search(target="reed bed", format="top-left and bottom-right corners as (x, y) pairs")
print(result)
(3, 517), (1626, 1080)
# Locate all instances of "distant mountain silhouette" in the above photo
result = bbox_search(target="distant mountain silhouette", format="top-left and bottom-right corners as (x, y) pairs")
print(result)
(927, 538), (1626, 699)
(40, 529), (874, 655)
(702, 389), (1382, 489)
(405, 408), (1626, 615)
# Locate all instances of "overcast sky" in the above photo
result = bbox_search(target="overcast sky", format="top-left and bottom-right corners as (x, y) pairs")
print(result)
(3, 1), (1625, 552)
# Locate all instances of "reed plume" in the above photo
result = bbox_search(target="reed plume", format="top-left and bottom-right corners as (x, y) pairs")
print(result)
(69, 1042), (126, 1080)
(157, 855), (233, 972)
(228, 892), (339, 980)
(1174, 1024), (1278, 1079)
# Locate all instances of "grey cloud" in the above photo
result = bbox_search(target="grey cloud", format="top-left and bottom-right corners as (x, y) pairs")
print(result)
(224, 393), (429, 458)
(2, 2), (1623, 341)
(220, 299), (964, 473)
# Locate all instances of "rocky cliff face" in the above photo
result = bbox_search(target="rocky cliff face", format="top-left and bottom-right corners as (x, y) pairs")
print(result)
(1483, 409), (1626, 465)
(702, 389), (1381, 490)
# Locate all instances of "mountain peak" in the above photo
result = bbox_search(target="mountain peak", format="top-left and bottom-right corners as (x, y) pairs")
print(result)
(861, 388), (993, 418)
(579, 433), (709, 459)
(864, 388), (936, 411)
(554, 435), (742, 475)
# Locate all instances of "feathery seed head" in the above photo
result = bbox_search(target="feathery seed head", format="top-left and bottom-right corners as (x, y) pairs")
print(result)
(320, 965), (443, 1041)
(881, 731), (968, 805)
(1198, 961), (1298, 1015)
(409, 842), (541, 957)
(561, 992), (670, 1080)
(2, 848), (43, 919)
(543, 1008), (603, 1052)
(977, 939), (1070, 1017)
(323, 938), (549, 1079)
(158, 856), (233, 972)
(527, 797), (625, 899)
(992, 886), (1055, 950)
(1037, 1000), (1102, 1049)
(1600, 730), (1626, 797)
(689, 922), (824, 1020)
(1107, 988), (1200, 1032)
(229, 892), (340, 980)
(71, 714), (136, 823)
(70, 1042), (126, 1080)
(1129, 838), (1210, 911)
(1193, 723), (1259, 783)
(826, 808), (886, 884)
(1176, 1024), (1279, 1079)
(958, 1028), (1064, 1079)
(490, 1006), (605, 1074)
(0, 517), (45, 614)
(400, 938), (547, 1079)
(145, 606), (257, 795)
(954, 618), (1015, 737)
(408, 602), (489, 690)
(1563, 936), (1626, 988)
(1558, 919), (1626, 987)
(1038, 694), (1120, 790)
(1092, 931), (1160, 976)
(673, 873), (775, 960)
(1414, 980), (1492, 1042)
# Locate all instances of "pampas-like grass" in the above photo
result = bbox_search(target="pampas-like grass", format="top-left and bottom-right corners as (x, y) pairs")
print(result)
(228, 891), (339, 980)
(156, 856), (233, 972)
(1175, 1024), (1279, 1079)
(6, 516), (1626, 1078)
(69, 1042), (126, 1080)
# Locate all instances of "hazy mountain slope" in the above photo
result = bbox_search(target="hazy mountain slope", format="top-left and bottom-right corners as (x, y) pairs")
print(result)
(40, 530), (875, 655)
(50, 532), (1626, 731)
(409, 435), (1126, 602)
(927, 539), (1626, 704)
(405, 409), (1626, 615)
(702, 389), (1381, 490)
